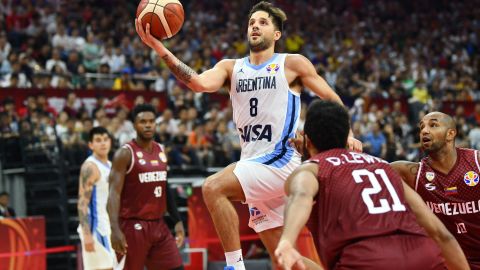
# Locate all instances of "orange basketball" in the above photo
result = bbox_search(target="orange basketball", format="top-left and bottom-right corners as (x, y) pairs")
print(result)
(136, 0), (184, 40)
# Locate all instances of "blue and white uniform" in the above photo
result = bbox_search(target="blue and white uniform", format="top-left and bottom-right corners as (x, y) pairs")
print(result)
(77, 155), (116, 269)
(230, 53), (301, 232)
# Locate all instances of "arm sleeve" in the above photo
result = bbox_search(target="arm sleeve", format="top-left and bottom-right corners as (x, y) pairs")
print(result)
(166, 182), (181, 224)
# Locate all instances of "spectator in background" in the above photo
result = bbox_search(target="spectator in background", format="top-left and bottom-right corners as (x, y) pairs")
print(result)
(46, 48), (67, 73)
(363, 121), (387, 159)
(0, 192), (15, 218)
(82, 33), (102, 72)
(94, 63), (114, 89)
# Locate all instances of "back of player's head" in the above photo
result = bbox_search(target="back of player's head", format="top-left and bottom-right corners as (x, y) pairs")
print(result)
(131, 104), (156, 122)
(304, 100), (350, 152)
(88, 126), (110, 142)
(248, 1), (287, 32)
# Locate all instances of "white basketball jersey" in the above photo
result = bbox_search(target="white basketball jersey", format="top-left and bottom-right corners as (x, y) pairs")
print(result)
(78, 155), (112, 236)
(230, 53), (301, 168)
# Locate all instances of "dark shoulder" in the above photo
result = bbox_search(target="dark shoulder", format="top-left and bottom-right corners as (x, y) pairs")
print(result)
(112, 146), (132, 164)
(390, 161), (419, 188)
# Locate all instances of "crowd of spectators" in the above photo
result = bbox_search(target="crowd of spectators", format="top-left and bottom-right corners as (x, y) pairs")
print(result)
(0, 0), (479, 168)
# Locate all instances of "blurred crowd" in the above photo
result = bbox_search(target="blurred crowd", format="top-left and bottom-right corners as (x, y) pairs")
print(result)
(0, 0), (479, 167)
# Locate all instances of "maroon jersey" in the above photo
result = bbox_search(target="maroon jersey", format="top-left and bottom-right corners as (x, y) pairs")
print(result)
(416, 148), (480, 269)
(120, 140), (168, 220)
(308, 149), (428, 270)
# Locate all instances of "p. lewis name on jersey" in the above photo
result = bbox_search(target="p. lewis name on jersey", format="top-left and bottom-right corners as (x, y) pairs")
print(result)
(236, 76), (277, 93)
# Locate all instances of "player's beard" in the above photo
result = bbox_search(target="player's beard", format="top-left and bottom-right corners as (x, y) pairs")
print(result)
(422, 139), (446, 154)
(249, 36), (273, 52)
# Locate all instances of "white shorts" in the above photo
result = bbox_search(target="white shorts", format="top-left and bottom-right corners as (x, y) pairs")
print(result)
(233, 155), (301, 232)
(78, 230), (116, 270)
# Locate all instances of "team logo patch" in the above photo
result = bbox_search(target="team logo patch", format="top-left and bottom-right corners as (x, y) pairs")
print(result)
(159, 152), (167, 163)
(134, 223), (142, 230)
(139, 159), (146, 165)
(426, 172), (435, 181)
(249, 207), (262, 217)
(266, 63), (280, 74)
(249, 207), (267, 226)
(136, 151), (143, 158)
(150, 160), (159, 166)
(463, 171), (479, 187)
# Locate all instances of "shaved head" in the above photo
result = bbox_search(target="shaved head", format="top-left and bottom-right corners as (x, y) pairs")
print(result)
(423, 112), (456, 131)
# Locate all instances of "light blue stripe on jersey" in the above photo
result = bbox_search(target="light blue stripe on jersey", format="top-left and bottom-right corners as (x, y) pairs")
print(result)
(251, 91), (300, 168)
(244, 53), (278, 70)
(88, 185), (98, 233)
(95, 233), (111, 252)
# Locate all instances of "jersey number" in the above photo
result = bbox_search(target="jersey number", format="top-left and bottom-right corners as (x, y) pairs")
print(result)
(154, 186), (162, 198)
(352, 169), (406, 214)
(249, 98), (258, 117)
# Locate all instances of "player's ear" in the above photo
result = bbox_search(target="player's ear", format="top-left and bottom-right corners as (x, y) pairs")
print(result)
(446, 128), (457, 142)
(304, 134), (315, 159)
(274, 30), (281, 41)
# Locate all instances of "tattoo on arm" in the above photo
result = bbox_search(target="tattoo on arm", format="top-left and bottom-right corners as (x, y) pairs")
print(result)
(78, 165), (94, 235)
(162, 55), (196, 83)
(408, 164), (419, 176)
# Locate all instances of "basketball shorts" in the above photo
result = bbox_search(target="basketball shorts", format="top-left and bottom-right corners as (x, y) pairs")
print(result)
(334, 234), (445, 270)
(78, 229), (116, 270)
(233, 155), (301, 232)
(118, 218), (183, 270)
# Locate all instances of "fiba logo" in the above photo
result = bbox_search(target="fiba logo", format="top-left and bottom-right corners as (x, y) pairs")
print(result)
(463, 171), (479, 187)
(266, 64), (280, 74)
(249, 207), (262, 217)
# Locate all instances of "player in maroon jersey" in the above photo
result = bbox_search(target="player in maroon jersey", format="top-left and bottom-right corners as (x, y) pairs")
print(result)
(275, 100), (469, 270)
(392, 111), (480, 270)
(107, 104), (184, 270)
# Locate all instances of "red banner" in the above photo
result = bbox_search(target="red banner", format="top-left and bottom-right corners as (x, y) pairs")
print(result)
(0, 216), (46, 270)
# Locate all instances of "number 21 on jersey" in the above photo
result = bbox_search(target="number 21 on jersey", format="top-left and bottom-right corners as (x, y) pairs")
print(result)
(352, 169), (406, 214)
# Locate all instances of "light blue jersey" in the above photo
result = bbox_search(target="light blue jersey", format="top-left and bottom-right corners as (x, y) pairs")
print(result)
(230, 53), (301, 168)
(78, 156), (112, 239)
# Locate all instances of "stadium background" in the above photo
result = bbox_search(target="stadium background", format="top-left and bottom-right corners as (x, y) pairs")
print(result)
(0, 0), (479, 269)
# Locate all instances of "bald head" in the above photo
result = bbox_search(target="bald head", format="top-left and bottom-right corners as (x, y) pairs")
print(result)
(422, 112), (456, 131)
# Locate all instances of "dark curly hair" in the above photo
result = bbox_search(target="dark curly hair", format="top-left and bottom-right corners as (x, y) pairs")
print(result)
(131, 104), (156, 122)
(248, 1), (287, 32)
(304, 100), (350, 152)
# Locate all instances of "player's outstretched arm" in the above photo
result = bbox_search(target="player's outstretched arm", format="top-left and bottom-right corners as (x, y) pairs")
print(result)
(402, 182), (470, 270)
(285, 54), (362, 152)
(135, 19), (231, 93)
(390, 161), (419, 188)
(275, 163), (320, 270)
(107, 147), (131, 255)
(77, 161), (100, 252)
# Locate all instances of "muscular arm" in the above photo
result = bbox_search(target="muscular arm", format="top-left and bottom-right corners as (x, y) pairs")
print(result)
(282, 163), (319, 243)
(390, 161), (419, 189)
(402, 182), (470, 270)
(286, 54), (344, 105)
(77, 162), (100, 238)
(275, 163), (322, 270)
(286, 54), (362, 151)
(135, 20), (232, 93)
(107, 148), (131, 232)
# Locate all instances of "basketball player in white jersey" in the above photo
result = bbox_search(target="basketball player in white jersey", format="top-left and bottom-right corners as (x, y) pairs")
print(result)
(136, 2), (362, 269)
(77, 127), (116, 270)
